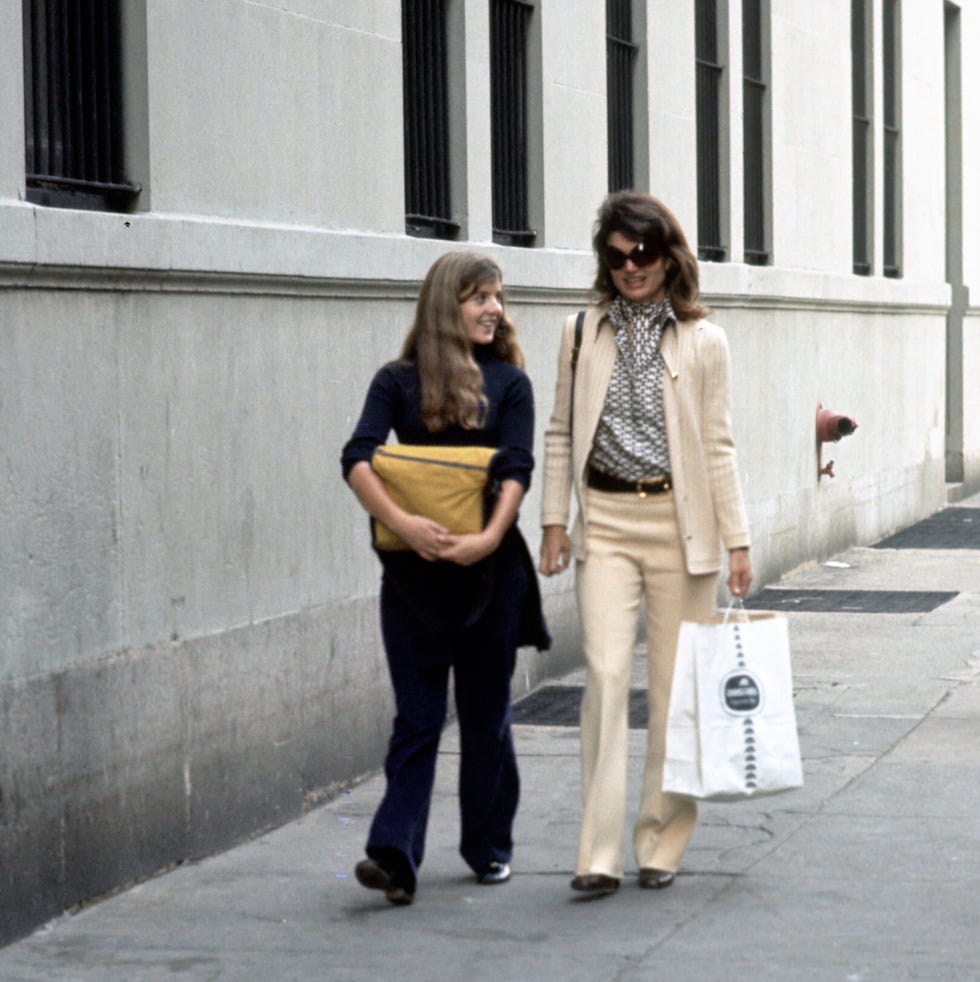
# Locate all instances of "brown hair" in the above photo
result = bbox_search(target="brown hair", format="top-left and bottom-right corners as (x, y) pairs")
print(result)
(400, 251), (525, 432)
(591, 190), (708, 321)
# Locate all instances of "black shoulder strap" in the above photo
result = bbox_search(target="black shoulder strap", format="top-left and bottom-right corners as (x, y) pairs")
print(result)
(569, 310), (586, 437)
(572, 310), (585, 377)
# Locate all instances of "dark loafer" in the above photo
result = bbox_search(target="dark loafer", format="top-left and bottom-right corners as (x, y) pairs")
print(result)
(570, 873), (620, 895)
(638, 867), (675, 889)
(354, 858), (414, 906)
(477, 861), (511, 885)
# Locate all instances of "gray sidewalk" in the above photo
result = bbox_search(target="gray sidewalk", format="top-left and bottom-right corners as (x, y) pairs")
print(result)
(2, 498), (979, 982)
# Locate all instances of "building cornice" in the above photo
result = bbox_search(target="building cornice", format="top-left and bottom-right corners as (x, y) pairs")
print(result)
(0, 201), (954, 314)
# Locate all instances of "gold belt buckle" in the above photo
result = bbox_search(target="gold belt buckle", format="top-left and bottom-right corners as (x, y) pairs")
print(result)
(636, 477), (665, 498)
(637, 480), (648, 499)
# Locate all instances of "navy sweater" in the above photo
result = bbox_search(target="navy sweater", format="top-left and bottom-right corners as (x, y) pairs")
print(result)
(341, 350), (535, 491)
(341, 350), (549, 653)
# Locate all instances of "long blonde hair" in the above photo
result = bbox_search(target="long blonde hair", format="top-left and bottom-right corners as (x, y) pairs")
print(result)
(400, 252), (525, 432)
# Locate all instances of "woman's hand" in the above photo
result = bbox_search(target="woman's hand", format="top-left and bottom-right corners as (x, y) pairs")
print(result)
(349, 463), (523, 566)
(432, 477), (523, 567)
(348, 461), (453, 562)
(727, 547), (753, 598)
(395, 514), (453, 562)
(436, 530), (499, 567)
(539, 525), (571, 576)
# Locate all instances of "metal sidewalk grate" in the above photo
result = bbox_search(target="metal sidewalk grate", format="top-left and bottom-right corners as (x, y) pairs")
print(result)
(511, 685), (649, 729)
(873, 508), (980, 549)
(744, 589), (958, 613)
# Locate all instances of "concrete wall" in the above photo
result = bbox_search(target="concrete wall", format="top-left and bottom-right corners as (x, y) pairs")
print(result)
(0, 2), (24, 204)
(956, 5), (980, 489)
(770, 2), (852, 275)
(646, 2), (698, 225)
(702, 264), (948, 588)
(1, 0), (977, 944)
(0, 256), (583, 942)
(143, 0), (405, 229)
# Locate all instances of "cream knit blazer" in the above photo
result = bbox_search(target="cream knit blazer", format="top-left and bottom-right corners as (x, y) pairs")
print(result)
(540, 305), (751, 575)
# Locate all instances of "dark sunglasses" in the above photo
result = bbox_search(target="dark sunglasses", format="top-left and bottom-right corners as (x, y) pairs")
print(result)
(603, 241), (661, 270)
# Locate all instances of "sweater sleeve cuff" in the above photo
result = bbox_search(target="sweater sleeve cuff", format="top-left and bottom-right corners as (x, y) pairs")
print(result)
(541, 512), (570, 529)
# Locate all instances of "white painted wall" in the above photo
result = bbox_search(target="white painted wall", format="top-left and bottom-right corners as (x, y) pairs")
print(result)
(458, 0), (494, 242)
(959, 6), (980, 487)
(538, 1), (607, 249)
(770, 0), (852, 274)
(900, 1), (947, 283)
(646, 1), (698, 232)
(961, 6), (980, 287)
(144, 0), (404, 231)
(0, 3), (23, 203)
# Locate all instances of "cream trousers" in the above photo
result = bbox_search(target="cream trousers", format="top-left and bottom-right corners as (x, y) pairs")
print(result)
(575, 487), (717, 878)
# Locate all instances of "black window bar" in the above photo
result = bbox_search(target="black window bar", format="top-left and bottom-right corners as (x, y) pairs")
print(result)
(22, 0), (139, 211)
(742, 0), (768, 265)
(696, 0), (726, 261)
(606, 0), (636, 192)
(882, 0), (901, 278)
(402, 0), (459, 239)
(851, 0), (872, 275)
(490, 0), (536, 247)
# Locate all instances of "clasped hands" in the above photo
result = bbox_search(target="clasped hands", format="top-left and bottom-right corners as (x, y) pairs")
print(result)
(399, 514), (498, 567)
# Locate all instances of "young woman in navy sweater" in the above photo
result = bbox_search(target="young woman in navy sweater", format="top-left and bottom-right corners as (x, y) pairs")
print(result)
(341, 251), (549, 905)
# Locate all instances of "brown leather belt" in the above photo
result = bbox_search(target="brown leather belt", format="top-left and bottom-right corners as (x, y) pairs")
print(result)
(586, 467), (672, 497)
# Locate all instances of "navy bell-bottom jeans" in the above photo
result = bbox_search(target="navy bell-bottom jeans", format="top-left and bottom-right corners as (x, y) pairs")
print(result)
(365, 561), (525, 892)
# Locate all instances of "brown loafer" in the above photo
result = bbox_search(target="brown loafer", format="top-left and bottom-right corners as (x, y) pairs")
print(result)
(570, 873), (620, 895)
(638, 867), (675, 889)
(355, 858), (414, 906)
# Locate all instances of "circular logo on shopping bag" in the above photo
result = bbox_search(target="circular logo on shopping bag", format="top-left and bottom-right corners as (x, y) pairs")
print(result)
(721, 671), (762, 716)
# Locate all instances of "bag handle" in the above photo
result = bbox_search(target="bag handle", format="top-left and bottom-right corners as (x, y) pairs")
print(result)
(722, 595), (749, 626)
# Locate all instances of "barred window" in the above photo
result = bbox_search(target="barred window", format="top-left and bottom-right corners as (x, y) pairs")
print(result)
(742, 0), (768, 265)
(22, 0), (138, 211)
(402, 0), (459, 239)
(696, 0), (726, 261)
(851, 0), (873, 275)
(606, 0), (636, 192)
(882, 0), (902, 278)
(490, 0), (535, 246)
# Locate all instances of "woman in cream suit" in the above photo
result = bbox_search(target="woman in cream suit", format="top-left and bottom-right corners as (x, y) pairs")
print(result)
(539, 191), (752, 896)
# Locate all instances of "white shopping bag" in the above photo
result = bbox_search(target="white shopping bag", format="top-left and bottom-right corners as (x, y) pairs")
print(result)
(663, 606), (803, 801)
